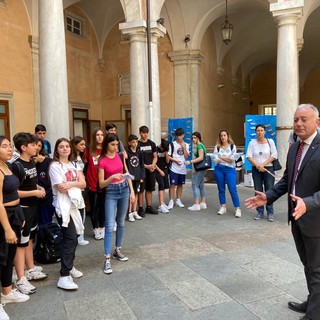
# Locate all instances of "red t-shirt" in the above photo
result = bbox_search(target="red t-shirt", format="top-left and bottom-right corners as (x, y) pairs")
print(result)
(84, 148), (102, 192)
(99, 154), (123, 184)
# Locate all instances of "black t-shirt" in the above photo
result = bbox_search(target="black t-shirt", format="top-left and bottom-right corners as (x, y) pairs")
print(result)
(12, 158), (38, 206)
(36, 157), (53, 204)
(138, 139), (157, 165)
(156, 146), (168, 170)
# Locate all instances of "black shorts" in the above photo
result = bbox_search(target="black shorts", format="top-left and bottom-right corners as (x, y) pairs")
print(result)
(132, 180), (142, 194)
(140, 170), (156, 192)
(18, 205), (39, 247)
(155, 169), (169, 191)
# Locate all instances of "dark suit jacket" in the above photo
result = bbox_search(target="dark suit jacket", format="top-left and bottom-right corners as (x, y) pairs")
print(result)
(266, 133), (320, 237)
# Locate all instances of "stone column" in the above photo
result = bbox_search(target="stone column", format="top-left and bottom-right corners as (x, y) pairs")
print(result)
(270, 1), (303, 169)
(120, 23), (148, 137)
(149, 27), (165, 144)
(28, 35), (41, 124)
(168, 50), (204, 132)
(120, 22), (165, 143)
(39, 0), (69, 145)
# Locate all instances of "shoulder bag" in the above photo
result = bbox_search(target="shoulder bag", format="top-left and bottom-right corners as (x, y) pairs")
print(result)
(193, 154), (212, 171)
(267, 139), (282, 171)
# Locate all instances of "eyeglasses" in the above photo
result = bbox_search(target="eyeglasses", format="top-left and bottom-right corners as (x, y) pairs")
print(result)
(0, 144), (13, 150)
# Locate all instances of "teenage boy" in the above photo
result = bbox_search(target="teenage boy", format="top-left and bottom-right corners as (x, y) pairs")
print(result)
(106, 123), (128, 159)
(167, 128), (190, 209)
(138, 126), (158, 216)
(34, 124), (51, 156)
(12, 132), (48, 295)
(126, 134), (145, 221)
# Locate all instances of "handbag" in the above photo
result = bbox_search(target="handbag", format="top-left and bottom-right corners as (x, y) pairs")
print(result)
(193, 154), (212, 171)
(267, 139), (282, 171)
(272, 158), (282, 171)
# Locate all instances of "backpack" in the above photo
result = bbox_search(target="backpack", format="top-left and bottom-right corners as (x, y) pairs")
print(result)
(217, 144), (243, 168)
(34, 222), (62, 264)
(7, 161), (26, 186)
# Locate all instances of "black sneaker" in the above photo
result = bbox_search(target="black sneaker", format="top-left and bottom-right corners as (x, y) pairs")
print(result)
(112, 248), (128, 261)
(145, 206), (158, 215)
(138, 207), (145, 217)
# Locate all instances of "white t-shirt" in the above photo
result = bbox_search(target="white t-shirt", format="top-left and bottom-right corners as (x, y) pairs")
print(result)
(49, 161), (82, 207)
(246, 139), (278, 166)
(168, 141), (190, 174)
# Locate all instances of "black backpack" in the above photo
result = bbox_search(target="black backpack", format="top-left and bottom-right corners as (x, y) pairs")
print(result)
(34, 222), (62, 264)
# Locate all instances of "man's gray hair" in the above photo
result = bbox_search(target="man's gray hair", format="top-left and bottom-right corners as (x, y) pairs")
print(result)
(297, 104), (319, 119)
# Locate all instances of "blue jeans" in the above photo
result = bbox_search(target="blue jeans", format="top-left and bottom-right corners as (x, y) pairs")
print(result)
(191, 170), (206, 200)
(214, 164), (240, 207)
(104, 181), (129, 256)
(252, 166), (275, 216)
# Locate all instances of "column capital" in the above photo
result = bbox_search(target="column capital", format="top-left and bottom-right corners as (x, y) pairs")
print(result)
(120, 20), (165, 42)
(270, 0), (303, 21)
(168, 50), (204, 65)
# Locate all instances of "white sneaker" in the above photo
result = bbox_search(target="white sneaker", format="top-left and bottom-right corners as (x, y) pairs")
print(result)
(0, 304), (9, 320)
(200, 202), (207, 209)
(14, 276), (36, 295)
(99, 227), (105, 239)
(175, 199), (185, 208)
(78, 239), (89, 246)
(167, 200), (174, 210)
(132, 211), (142, 220)
(33, 265), (43, 272)
(159, 204), (169, 213)
(1, 289), (30, 304)
(188, 204), (201, 211)
(113, 222), (117, 232)
(93, 228), (103, 240)
(217, 207), (227, 215)
(57, 276), (78, 290)
(128, 212), (135, 222)
(70, 267), (83, 279)
(25, 268), (48, 281)
(235, 208), (242, 218)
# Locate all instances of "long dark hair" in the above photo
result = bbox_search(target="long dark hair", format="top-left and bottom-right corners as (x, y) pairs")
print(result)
(70, 136), (86, 162)
(192, 131), (202, 142)
(100, 133), (119, 160)
(53, 138), (72, 162)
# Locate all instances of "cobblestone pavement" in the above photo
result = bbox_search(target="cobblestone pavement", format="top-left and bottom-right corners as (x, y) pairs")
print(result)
(5, 182), (307, 320)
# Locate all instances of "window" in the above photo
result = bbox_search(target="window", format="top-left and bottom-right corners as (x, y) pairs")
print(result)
(0, 100), (10, 139)
(259, 104), (277, 115)
(66, 16), (82, 36)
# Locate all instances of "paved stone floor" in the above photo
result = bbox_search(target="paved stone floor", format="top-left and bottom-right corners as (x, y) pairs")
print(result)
(5, 182), (308, 320)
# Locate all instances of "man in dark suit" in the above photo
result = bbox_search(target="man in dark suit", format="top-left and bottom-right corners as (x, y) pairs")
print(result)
(245, 104), (320, 320)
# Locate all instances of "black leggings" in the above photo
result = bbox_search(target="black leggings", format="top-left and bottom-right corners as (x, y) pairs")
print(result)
(88, 190), (105, 229)
(0, 225), (19, 288)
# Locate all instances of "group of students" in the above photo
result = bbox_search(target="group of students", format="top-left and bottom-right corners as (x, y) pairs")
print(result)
(0, 121), (253, 320)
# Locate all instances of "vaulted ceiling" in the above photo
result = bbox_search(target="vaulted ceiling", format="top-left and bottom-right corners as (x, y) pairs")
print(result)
(63, 0), (320, 86)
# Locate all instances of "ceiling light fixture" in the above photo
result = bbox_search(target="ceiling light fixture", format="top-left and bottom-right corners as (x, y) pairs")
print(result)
(221, 0), (233, 45)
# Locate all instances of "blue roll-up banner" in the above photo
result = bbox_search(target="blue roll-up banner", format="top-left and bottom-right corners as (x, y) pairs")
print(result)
(168, 118), (193, 168)
(244, 115), (277, 171)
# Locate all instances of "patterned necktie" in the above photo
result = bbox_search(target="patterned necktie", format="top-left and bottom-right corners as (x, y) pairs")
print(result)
(292, 141), (305, 188)
(290, 142), (305, 215)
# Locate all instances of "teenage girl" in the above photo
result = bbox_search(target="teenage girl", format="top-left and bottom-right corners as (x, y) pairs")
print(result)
(85, 128), (105, 240)
(49, 138), (86, 290)
(98, 134), (135, 274)
(0, 136), (29, 320)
